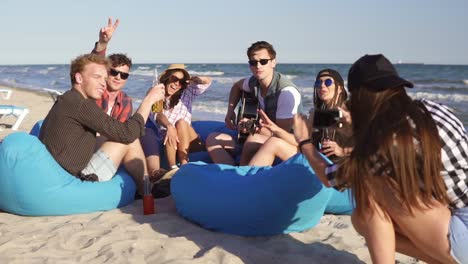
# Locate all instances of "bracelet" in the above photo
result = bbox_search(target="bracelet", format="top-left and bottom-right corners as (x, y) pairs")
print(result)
(298, 138), (312, 152)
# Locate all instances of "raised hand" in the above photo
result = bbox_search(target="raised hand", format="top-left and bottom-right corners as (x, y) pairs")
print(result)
(147, 83), (165, 103)
(257, 109), (277, 133)
(225, 109), (237, 130)
(98, 17), (120, 45)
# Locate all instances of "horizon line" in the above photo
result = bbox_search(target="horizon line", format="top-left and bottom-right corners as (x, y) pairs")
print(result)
(1, 62), (468, 66)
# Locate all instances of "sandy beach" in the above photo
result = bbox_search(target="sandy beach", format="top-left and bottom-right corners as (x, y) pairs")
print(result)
(0, 86), (419, 263)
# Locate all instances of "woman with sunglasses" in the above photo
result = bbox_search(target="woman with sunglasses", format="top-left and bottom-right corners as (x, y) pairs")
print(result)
(295, 54), (468, 263)
(247, 69), (352, 166)
(142, 64), (211, 181)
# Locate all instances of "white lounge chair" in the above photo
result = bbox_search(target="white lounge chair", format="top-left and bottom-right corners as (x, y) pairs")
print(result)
(0, 105), (29, 130)
(43, 88), (63, 102)
(0, 88), (12, 100)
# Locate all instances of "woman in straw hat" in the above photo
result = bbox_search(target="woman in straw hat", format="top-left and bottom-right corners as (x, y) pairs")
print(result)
(294, 54), (467, 263)
(142, 64), (211, 182)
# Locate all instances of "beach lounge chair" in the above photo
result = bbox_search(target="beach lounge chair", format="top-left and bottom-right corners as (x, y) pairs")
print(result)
(43, 88), (63, 102)
(0, 105), (29, 130)
(0, 88), (12, 100)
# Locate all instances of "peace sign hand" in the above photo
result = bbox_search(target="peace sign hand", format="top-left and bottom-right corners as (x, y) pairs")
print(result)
(99, 17), (120, 44)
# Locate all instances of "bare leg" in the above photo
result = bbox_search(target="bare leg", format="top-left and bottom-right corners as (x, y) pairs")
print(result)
(352, 182), (456, 264)
(146, 155), (161, 175)
(99, 139), (149, 196)
(165, 143), (177, 168)
(175, 120), (204, 165)
(206, 132), (237, 165)
(248, 137), (298, 166)
(239, 133), (269, 166)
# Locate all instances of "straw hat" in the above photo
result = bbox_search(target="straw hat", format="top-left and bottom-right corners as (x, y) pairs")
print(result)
(159, 63), (190, 83)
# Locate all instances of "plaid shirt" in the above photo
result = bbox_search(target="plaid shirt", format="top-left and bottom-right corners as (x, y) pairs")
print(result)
(96, 91), (133, 122)
(421, 99), (468, 208)
(154, 82), (210, 138)
(327, 99), (468, 208)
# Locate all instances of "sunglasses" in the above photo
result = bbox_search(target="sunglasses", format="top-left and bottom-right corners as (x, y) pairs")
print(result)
(109, 68), (130, 80)
(248, 59), (272, 67)
(167, 75), (187, 85)
(314, 78), (333, 88)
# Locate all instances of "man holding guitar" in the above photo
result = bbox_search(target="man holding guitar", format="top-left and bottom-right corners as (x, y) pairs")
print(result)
(206, 41), (302, 165)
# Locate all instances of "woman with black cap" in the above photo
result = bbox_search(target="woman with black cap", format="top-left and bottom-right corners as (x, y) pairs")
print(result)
(294, 54), (467, 263)
(247, 69), (352, 166)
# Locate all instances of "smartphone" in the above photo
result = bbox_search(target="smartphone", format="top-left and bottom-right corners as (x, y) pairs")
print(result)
(313, 109), (342, 129)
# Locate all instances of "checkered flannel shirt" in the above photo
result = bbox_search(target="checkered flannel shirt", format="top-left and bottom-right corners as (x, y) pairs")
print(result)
(156, 82), (211, 138)
(422, 99), (468, 208)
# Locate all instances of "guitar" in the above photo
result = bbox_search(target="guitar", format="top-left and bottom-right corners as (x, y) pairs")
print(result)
(236, 91), (259, 144)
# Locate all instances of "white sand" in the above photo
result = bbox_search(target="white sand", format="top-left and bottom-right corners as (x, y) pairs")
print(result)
(0, 86), (420, 263)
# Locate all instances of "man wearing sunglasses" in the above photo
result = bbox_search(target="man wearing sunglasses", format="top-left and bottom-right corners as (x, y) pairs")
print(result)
(206, 41), (302, 165)
(39, 53), (165, 197)
(92, 18), (133, 123)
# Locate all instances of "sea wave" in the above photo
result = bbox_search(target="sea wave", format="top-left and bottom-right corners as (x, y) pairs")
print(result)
(130, 69), (154, 77)
(188, 70), (224, 76)
(37, 69), (50, 75)
(412, 78), (466, 84)
(409, 91), (468, 103)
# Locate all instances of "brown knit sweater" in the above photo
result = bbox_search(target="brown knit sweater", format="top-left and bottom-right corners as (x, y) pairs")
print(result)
(39, 89), (145, 176)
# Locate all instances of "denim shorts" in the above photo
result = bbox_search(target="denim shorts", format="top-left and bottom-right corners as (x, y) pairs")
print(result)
(140, 127), (161, 157)
(81, 149), (117, 182)
(449, 206), (468, 263)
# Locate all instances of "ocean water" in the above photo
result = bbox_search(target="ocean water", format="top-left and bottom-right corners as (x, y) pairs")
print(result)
(0, 63), (467, 128)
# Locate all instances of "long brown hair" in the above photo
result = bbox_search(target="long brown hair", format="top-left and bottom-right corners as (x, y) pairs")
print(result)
(339, 86), (449, 215)
(160, 69), (188, 109)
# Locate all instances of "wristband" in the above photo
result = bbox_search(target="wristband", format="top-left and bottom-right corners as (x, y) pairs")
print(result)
(298, 138), (312, 152)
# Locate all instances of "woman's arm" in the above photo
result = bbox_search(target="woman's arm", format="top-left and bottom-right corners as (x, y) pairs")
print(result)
(191, 76), (211, 85)
(156, 113), (179, 147)
(293, 114), (332, 187)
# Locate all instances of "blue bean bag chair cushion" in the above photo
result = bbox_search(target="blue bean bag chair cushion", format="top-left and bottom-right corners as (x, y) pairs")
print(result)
(171, 153), (352, 236)
(0, 132), (136, 216)
(325, 189), (354, 215)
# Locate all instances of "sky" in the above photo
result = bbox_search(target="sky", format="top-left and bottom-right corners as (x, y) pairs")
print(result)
(1, 0), (467, 65)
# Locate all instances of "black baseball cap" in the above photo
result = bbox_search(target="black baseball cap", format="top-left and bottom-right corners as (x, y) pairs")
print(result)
(316, 69), (344, 88)
(348, 54), (414, 93)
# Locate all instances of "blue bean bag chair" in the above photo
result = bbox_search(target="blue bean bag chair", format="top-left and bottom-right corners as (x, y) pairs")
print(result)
(171, 152), (353, 236)
(0, 132), (136, 216)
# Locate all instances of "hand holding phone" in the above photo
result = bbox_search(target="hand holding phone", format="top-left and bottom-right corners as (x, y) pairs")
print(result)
(313, 109), (343, 129)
